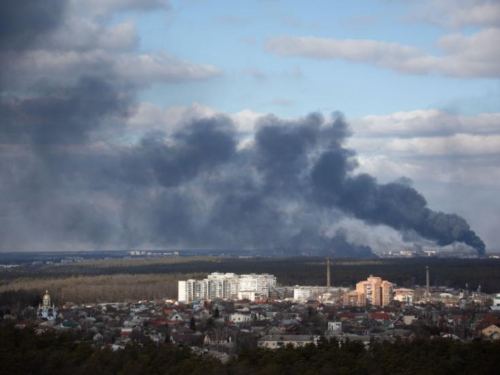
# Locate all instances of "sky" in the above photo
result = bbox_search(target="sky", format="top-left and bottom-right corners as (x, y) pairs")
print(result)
(0, 0), (499, 254)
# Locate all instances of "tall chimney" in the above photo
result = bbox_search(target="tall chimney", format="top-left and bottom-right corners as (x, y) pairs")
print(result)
(426, 265), (430, 300)
(326, 257), (331, 287)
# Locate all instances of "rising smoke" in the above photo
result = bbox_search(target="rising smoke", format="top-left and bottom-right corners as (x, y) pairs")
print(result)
(0, 1), (486, 256)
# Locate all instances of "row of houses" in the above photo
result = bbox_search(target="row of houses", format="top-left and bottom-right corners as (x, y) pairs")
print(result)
(5, 293), (500, 356)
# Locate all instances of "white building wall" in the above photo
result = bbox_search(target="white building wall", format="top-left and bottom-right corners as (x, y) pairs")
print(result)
(178, 272), (276, 302)
(178, 281), (187, 302)
(294, 288), (311, 301)
(239, 274), (276, 297)
(328, 322), (342, 331)
(230, 313), (251, 323)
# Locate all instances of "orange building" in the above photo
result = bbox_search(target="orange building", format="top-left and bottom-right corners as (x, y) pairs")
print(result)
(343, 275), (393, 307)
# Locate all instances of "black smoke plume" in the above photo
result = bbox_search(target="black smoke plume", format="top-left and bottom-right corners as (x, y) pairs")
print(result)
(0, 1), (486, 256)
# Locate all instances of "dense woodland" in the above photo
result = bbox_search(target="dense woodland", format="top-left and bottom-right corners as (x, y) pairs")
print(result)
(2, 257), (500, 309)
(1, 324), (499, 375)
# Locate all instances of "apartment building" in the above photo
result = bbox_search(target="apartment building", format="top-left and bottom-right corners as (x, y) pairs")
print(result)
(178, 272), (276, 302)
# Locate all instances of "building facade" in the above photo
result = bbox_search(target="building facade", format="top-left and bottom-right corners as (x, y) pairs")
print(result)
(343, 276), (393, 307)
(178, 272), (276, 302)
(258, 335), (319, 349)
(37, 290), (57, 321)
(293, 286), (350, 302)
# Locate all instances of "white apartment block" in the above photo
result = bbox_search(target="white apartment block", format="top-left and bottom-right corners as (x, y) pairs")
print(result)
(178, 272), (276, 302)
(293, 286), (350, 302)
(258, 335), (319, 349)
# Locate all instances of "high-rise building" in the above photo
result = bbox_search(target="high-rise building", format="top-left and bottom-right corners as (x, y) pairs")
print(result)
(343, 275), (393, 307)
(178, 272), (276, 302)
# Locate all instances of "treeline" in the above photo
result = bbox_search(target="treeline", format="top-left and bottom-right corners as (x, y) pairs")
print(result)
(9, 257), (500, 292)
(3, 257), (500, 308)
(0, 273), (205, 306)
(1, 324), (500, 375)
(0, 290), (42, 316)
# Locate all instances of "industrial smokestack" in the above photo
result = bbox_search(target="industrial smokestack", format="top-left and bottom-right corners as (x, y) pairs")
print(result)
(426, 266), (430, 300)
(327, 256), (331, 287)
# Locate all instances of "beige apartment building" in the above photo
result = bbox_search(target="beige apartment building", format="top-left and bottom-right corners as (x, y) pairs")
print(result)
(343, 275), (393, 307)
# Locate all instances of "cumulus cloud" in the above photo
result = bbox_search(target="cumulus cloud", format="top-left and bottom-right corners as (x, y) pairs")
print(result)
(2, 50), (220, 91)
(352, 110), (500, 137)
(127, 102), (264, 135)
(347, 109), (500, 194)
(265, 28), (500, 78)
(413, 0), (500, 28)
(0, 0), (220, 92)
(384, 134), (500, 156)
(69, 0), (171, 18)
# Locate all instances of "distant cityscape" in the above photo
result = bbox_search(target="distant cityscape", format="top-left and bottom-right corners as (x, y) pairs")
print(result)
(2, 258), (499, 360)
(2, 247), (500, 270)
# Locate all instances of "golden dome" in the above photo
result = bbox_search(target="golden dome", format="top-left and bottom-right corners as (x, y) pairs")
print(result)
(43, 290), (51, 301)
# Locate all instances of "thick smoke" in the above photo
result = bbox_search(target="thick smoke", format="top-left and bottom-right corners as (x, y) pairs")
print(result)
(0, 1), (486, 256)
(0, 0), (66, 51)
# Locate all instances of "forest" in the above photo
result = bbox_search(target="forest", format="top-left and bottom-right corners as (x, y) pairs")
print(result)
(2, 257), (500, 308)
(1, 324), (499, 375)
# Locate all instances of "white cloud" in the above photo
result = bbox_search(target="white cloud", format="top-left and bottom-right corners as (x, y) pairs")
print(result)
(414, 0), (500, 28)
(70, 0), (171, 18)
(384, 134), (500, 156)
(231, 109), (266, 133)
(127, 102), (265, 134)
(4, 50), (221, 89)
(266, 35), (421, 63)
(352, 110), (500, 137)
(349, 110), (500, 159)
(265, 27), (500, 78)
(114, 52), (221, 84)
(348, 109), (500, 189)
(357, 153), (500, 187)
(127, 102), (218, 132)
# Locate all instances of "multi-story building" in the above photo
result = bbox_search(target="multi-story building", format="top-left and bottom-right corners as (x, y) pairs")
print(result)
(343, 275), (393, 307)
(178, 272), (276, 302)
(393, 288), (414, 304)
(238, 273), (276, 300)
(258, 335), (319, 349)
(293, 286), (350, 302)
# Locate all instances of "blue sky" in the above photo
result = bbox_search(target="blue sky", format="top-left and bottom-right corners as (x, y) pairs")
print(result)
(126, 0), (500, 118)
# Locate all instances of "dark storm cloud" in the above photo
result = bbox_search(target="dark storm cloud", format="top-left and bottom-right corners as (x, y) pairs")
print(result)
(0, 0), (66, 51)
(0, 77), (130, 146)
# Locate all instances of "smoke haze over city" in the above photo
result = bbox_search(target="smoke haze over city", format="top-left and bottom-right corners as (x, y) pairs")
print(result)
(0, 0), (499, 254)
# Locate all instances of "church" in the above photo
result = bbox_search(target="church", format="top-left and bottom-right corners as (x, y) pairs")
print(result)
(37, 290), (57, 321)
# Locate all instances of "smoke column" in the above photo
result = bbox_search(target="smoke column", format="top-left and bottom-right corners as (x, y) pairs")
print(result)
(0, 1), (486, 255)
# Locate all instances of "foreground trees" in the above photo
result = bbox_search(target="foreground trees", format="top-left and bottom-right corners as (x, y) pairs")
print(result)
(1, 324), (500, 375)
